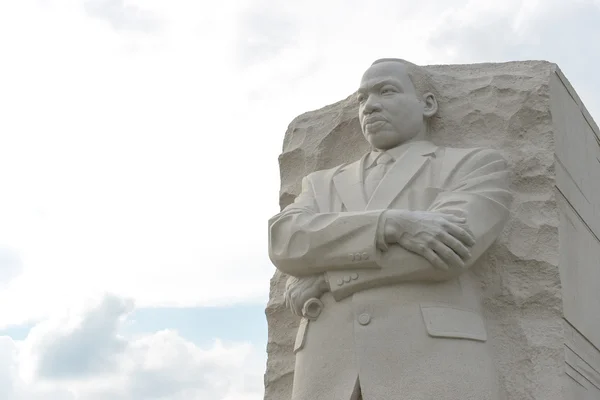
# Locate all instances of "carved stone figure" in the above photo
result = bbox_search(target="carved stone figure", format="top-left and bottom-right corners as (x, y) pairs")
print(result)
(268, 58), (513, 399)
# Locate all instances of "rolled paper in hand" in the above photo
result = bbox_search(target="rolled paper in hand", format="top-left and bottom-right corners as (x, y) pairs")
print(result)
(302, 298), (323, 320)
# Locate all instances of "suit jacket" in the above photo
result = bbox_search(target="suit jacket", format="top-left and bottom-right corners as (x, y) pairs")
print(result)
(268, 140), (512, 400)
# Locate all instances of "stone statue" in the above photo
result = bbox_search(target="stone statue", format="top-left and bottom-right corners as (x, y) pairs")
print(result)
(267, 58), (513, 400)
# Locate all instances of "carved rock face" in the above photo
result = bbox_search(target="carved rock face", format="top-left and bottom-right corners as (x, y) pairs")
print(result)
(358, 61), (433, 150)
(266, 60), (581, 400)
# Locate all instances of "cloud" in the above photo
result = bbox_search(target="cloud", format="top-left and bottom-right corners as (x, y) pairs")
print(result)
(0, 337), (17, 399)
(2, 294), (264, 399)
(426, 0), (600, 118)
(83, 0), (161, 32)
(235, 2), (298, 65)
(0, 0), (599, 337)
(0, 0), (275, 329)
(0, 0), (598, 398)
(0, 248), (23, 286)
(117, 333), (263, 400)
(30, 295), (133, 379)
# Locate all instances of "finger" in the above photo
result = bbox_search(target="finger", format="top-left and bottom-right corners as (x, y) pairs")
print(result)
(440, 213), (467, 224)
(293, 303), (302, 317)
(437, 231), (471, 260)
(443, 222), (475, 246)
(287, 294), (293, 313)
(400, 237), (449, 270)
(284, 291), (290, 309)
(431, 240), (465, 270)
(295, 296), (305, 317)
(291, 294), (301, 316)
(421, 248), (450, 270)
(461, 223), (475, 239)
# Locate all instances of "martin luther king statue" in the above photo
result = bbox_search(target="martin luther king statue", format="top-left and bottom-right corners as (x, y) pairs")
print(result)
(268, 58), (512, 400)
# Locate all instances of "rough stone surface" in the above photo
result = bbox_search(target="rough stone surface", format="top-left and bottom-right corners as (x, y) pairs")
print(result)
(265, 61), (572, 400)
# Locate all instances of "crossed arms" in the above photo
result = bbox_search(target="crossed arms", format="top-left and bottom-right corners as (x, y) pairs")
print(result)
(268, 148), (512, 310)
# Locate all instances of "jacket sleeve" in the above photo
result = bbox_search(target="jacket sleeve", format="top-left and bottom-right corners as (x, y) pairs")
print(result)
(327, 148), (512, 300)
(268, 174), (385, 277)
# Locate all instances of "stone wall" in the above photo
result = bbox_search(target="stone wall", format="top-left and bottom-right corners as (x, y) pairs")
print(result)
(551, 70), (600, 398)
(265, 61), (600, 400)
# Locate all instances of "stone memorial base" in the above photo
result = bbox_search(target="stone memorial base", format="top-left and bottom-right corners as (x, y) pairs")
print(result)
(264, 60), (600, 400)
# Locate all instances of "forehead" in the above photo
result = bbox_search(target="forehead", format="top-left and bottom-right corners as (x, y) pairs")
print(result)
(359, 61), (415, 93)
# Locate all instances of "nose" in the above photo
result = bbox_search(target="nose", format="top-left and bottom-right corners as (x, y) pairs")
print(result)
(363, 95), (382, 115)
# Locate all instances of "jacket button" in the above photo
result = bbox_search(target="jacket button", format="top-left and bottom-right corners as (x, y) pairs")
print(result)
(362, 252), (369, 260)
(351, 273), (359, 280)
(343, 275), (351, 283)
(358, 313), (371, 325)
(349, 253), (355, 261)
(337, 279), (344, 287)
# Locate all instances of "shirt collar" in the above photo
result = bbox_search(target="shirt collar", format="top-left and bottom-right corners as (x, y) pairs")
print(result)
(366, 140), (430, 169)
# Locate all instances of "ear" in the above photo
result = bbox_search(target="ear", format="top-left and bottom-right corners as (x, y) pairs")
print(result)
(422, 92), (438, 118)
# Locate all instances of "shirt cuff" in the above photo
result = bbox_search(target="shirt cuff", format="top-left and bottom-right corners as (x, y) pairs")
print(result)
(376, 210), (389, 252)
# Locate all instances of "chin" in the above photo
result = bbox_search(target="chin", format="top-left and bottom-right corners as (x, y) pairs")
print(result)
(366, 132), (403, 150)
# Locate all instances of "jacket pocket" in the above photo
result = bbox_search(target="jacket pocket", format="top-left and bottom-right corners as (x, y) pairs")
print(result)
(293, 318), (309, 353)
(420, 304), (487, 342)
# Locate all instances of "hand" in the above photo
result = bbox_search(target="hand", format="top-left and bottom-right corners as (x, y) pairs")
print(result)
(284, 275), (328, 317)
(383, 210), (475, 271)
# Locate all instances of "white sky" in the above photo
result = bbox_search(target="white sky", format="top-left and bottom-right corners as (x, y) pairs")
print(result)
(0, 0), (599, 398)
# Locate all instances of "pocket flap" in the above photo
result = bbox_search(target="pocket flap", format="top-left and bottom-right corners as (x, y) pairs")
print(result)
(293, 318), (309, 354)
(420, 304), (487, 342)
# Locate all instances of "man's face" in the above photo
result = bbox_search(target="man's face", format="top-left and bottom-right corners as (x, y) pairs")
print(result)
(357, 61), (427, 150)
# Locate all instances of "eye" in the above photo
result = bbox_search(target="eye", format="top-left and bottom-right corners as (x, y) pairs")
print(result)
(381, 86), (397, 95)
(357, 94), (366, 103)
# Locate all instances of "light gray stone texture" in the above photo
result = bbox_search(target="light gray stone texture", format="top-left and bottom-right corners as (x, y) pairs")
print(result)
(265, 60), (600, 400)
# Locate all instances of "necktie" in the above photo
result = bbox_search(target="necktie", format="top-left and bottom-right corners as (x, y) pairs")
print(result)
(364, 152), (394, 199)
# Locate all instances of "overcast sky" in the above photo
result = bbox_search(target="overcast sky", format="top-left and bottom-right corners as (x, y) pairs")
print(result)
(0, 0), (599, 399)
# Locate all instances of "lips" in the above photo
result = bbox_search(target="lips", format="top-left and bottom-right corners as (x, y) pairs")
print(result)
(364, 116), (387, 125)
(364, 116), (388, 131)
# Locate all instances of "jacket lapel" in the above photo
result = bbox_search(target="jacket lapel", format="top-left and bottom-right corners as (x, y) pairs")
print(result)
(332, 154), (368, 212)
(366, 141), (438, 211)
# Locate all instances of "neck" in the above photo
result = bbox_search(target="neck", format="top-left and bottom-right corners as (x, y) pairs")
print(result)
(412, 128), (428, 142)
(375, 130), (429, 152)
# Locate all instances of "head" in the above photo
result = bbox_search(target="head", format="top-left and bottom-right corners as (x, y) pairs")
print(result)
(357, 58), (438, 150)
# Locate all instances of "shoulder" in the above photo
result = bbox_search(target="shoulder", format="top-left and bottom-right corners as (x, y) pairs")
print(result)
(443, 146), (505, 160)
(436, 146), (509, 188)
(440, 146), (508, 169)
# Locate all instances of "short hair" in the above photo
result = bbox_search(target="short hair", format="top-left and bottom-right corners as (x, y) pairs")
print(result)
(371, 58), (436, 98)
